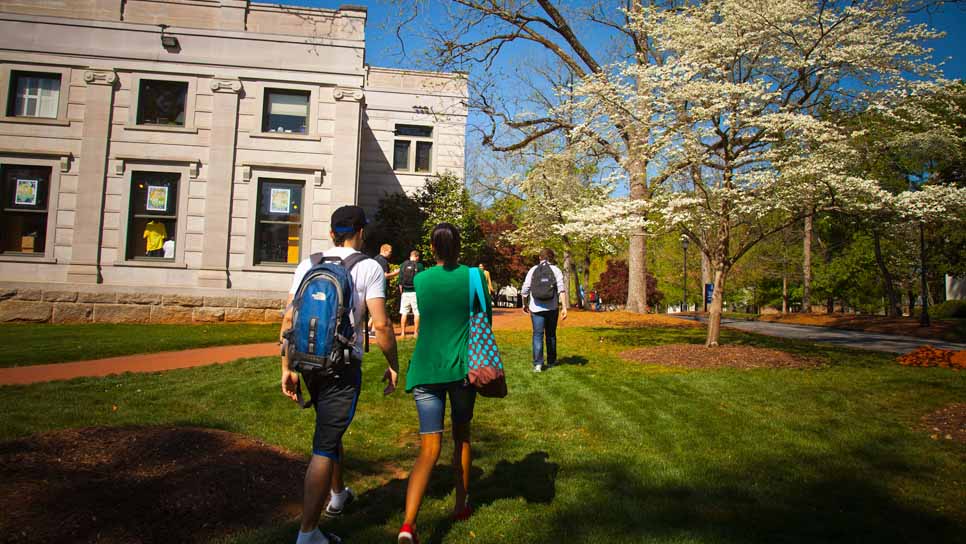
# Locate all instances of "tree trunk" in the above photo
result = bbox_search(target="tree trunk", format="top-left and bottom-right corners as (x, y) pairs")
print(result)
(583, 254), (591, 299)
(871, 229), (901, 317)
(802, 214), (813, 313)
(907, 287), (916, 317)
(706, 266), (729, 347)
(564, 249), (579, 310)
(626, 155), (649, 313)
(782, 272), (789, 314)
(919, 222), (930, 327)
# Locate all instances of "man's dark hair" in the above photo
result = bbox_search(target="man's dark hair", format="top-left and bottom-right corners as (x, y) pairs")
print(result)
(431, 223), (461, 263)
(333, 229), (357, 246)
(539, 248), (555, 262)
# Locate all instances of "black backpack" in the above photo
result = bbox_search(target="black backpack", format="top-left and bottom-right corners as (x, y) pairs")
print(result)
(530, 263), (557, 302)
(400, 260), (419, 290)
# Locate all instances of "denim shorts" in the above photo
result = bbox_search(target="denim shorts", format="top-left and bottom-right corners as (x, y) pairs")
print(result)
(413, 380), (477, 434)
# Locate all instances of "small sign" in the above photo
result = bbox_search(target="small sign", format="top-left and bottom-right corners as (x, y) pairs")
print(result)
(270, 188), (291, 214)
(704, 283), (714, 305)
(14, 179), (38, 206)
(146, 185), (169, 212)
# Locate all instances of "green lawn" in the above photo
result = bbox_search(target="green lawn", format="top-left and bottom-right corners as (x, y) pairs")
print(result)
(0, 323), (279, 367)
(0, 325), (963, 543)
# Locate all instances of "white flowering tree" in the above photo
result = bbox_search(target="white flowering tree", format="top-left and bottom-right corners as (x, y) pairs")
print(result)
(561, 0), (959, 346)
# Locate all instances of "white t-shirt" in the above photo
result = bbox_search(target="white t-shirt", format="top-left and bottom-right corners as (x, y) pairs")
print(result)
(521, 261), (566, 313)
(289, 246), (386, 359)
(162, 239), (175, 259)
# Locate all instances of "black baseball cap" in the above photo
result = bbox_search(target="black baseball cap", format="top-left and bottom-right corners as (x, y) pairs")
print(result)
(331, 205), (368, 234)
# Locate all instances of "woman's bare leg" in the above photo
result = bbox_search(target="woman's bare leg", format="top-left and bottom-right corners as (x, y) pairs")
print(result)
(403, 432), (442, 526)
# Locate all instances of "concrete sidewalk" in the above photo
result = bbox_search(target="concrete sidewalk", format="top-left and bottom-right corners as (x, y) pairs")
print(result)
(0, 343), (279, 385)
(673, 316), (966, 354)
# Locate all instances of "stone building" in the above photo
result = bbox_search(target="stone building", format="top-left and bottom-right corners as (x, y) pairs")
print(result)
(0, 0), (467, 323)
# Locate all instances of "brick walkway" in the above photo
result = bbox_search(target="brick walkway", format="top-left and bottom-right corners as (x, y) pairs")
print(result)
(0, 343), (279, 385)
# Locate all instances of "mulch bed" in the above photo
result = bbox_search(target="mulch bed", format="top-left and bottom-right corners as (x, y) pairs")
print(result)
(492, 309), (700, 332)
(922, 404), (966, 444)
(897, 346), (966, 370)
(620, 344), (820, 370)
(0, 426), (306, 543)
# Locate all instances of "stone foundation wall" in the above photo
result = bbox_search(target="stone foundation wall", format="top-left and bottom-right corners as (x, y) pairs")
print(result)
(0, 288), (284, 324)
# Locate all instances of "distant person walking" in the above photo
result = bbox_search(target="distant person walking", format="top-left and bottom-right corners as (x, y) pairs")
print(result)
(397, 223), (490, 544)
(370, 244), (398, 336)
(478, 263), (494, 296)
(521, 249), (568, 372)
(398, 250), (424, 339)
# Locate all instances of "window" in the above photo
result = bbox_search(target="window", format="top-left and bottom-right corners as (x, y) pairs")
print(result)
(1, 165), (51, 254)
(7, 71), (60, 118)
(393, 124), (433, 172)
(136, 79), (188, 126)
(262, 89), (310, 134)
(126, 172), (179, 260)
(255, 179), (303, 265)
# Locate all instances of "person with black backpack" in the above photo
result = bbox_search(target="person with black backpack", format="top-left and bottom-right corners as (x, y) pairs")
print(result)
(520, 248), (568, 372)
(280, 205), (400, 544)
(398, 250), (424, 339)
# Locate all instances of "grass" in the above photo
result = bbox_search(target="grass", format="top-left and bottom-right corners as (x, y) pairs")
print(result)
(0, 323), (279, 367)
(1, 324), (964, 543)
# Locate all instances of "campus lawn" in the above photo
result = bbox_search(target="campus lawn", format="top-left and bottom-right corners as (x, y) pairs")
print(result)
(1, 325), (964, 543)
(0, 323), (280, 367)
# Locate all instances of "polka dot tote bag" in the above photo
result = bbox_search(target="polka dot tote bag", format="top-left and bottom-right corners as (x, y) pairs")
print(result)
(468, 267), (508, 398)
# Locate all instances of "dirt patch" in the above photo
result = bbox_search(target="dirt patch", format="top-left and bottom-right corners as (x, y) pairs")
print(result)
(922, 404), (966, 444)
(492, 308), (699, 332)
(0, 426), (306, 543)
(620, 344), (820, 370)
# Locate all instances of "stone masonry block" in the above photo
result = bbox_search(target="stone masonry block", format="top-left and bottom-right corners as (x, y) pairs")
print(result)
(193, 307), (225, 322)
(162, 295), (204, 307)
(263, 309), (284, 323)
(52, 304), (93, 323)
(237, 297), (285, 310)
(225, 308), (267, 322)
(151, 306), (194, 324)
(116, 293), (162, 305)
(204, 296), (237, 308)
(13, 289), (42, 301)
(0, 300), (52, 322)
(93, 304), (151, 324)
(77, 292), (117, 304)
(43, 290), (79, 303)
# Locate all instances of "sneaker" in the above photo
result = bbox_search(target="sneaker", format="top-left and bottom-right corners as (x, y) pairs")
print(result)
(323, 532), (342, 544)
(453, 503), (473, 521)
(398, 522), (418, 544)
(324, 487), (354, 518)
(533, 365), (543, 373)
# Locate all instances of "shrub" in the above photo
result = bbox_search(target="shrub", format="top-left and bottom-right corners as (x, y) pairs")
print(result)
(929, 300), (966, 319)
(593, 259), (663, 309)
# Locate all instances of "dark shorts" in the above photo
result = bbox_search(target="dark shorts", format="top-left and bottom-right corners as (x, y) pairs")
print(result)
(413, 380), (477, 434)
(305, 363), (361, 460)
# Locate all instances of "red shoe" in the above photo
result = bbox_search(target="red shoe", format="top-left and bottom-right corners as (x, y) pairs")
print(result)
(453, 504), (473, 521)
(398, 522), (418, 544)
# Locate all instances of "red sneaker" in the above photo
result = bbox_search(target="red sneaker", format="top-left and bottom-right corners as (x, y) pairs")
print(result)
(453, 504), (473, 521)
(398, 522), (418, 544)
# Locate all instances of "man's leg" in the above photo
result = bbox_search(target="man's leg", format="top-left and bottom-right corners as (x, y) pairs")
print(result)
(400, 313), (409, 338)
(301, 454), (335, 532)
(530, 311), (546, 370)
(413, 313), (420, 339)
(330, 443), (344, 493)
(545, 310), (559, 366)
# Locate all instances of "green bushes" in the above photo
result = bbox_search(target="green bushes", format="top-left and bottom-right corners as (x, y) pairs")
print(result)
(929, 300), (966, 319)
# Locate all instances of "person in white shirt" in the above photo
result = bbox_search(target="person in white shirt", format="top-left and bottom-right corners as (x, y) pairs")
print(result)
(520, 248), (568, 372)
(280, 205), (399, 544)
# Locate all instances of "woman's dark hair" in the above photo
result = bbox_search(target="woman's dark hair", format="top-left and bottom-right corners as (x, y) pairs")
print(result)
(431, 222), (461, 263)
(539, 248), (555, 262)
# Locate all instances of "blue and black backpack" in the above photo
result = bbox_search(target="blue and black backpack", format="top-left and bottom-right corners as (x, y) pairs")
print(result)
(283, 252), (369, 407)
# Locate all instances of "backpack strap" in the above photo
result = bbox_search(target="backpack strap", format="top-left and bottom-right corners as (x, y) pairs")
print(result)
(341, 252), (372, 352)
(310, 252), (325, 266)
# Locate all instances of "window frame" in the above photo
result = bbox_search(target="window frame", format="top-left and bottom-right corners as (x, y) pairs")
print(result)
(250, 82), (320, 141)
(0, 64), (71, 125)
(393, 124), (435, 173)
(252, 177), (306, 267)
(261, 88), (312, 135)
(127, 74), (197, 133)
(0, 156), (61, 262)
(116, 163), (191, 267)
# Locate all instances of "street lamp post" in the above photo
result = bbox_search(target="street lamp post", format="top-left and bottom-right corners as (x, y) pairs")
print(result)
(681, 235), (690, 313)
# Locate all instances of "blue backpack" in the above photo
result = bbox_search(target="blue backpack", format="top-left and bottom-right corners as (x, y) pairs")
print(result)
(284, 252), (369, 407)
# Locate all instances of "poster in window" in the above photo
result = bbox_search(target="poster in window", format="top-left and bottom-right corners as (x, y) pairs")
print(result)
(14, 179), (38, 206)
(270, 188), (291, 214)
(146, 185), (169, 212)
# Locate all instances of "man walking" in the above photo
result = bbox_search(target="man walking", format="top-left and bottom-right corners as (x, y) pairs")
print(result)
(280, 206), (399, 544)
(370, 244), (397, 336)
(521, 249), (568, 372)
(398, 250), (423, 339)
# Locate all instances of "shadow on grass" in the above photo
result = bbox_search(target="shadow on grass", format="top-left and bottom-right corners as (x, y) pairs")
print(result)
(555, 355), (589, 366)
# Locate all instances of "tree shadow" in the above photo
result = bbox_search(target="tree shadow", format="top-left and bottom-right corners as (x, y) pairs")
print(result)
(555, 355), (589, 366)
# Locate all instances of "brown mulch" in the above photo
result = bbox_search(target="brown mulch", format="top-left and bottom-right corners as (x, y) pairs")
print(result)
(921, 404), (966, 444)
(897, 346), (966, 370)
(0, 426), (306, 544)
(620, 343), (820, 370)
(492, 308), (700, 332)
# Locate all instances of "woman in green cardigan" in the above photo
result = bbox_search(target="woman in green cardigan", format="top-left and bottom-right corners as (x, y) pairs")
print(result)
(398, 223), (492, 544)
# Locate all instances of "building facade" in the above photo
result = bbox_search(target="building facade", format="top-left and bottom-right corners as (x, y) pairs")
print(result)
(0, 0), (467, 322)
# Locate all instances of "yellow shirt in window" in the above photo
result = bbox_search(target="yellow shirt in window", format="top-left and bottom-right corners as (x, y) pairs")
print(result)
(143, 221), (167, 252)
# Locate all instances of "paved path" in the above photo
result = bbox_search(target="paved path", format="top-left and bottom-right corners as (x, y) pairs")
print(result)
(673, 316), (966, 353)
(0, 343), (279, 386)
